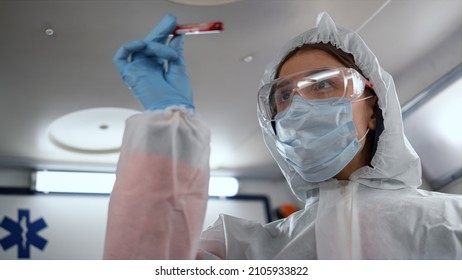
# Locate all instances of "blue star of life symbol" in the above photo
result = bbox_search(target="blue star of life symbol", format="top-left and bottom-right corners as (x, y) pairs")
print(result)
(0, 209), (48, 259)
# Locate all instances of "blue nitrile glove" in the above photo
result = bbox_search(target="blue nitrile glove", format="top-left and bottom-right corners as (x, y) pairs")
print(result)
(113, 14), (194, 111)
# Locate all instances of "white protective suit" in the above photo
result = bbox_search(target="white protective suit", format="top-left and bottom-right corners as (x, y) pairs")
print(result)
(104, 13), (462, 259)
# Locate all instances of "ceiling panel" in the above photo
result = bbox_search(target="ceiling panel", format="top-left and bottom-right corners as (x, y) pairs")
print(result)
(0, 0), (459, 181)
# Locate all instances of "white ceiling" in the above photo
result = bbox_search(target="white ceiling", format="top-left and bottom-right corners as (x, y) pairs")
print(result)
(0, 0), (461, 179)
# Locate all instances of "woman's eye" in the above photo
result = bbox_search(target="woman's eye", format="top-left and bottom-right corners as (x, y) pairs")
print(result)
(315, 80), (334, 90)
(277, 90), (292, 103)
(282, 91), (291, 101)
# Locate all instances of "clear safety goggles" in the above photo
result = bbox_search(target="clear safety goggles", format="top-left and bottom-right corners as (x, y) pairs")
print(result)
(257, 67), (374, 121)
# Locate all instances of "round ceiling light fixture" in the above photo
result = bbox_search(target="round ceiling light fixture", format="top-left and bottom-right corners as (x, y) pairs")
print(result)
(167, 0), (241, 6)
(45, 28), (55, 36)
(48, 107), (140, 153)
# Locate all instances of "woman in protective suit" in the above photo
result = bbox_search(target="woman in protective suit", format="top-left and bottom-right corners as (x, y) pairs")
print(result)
(104, 12), (462, 259)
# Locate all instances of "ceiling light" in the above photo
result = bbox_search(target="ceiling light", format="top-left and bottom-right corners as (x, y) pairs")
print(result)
(241, 55), (254, 63)
(209, 177), (239, 197)
(35, 171), (115, 194)
(48, 107), (140, 153)
(34, 171), (239, 197)
(45, 28), (54, 36)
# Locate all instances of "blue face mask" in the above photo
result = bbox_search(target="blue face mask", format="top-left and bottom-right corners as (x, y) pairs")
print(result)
(274, 95), (369, 183)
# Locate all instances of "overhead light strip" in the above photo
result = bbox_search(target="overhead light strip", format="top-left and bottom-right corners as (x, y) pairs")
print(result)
(34, 171), (238, 197)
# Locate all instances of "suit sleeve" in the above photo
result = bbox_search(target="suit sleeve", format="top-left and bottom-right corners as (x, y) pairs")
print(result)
(103, 107), (211, 259)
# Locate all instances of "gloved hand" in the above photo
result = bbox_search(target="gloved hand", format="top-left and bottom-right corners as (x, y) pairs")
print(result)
(113, 14), (194, 111)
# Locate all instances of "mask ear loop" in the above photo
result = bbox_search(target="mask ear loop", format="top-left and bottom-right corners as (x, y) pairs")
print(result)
(358, 128), (370, 143)
(360, 79), (381, 162)
(352, 84), (376, 164)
